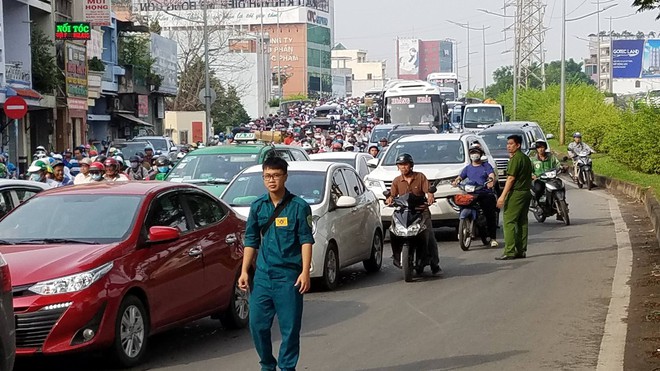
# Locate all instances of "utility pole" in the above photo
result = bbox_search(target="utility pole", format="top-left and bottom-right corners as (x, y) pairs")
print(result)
(560, 0), (566, 145)
(277, 10), (282, 99)
(482, 27), (487, 99)
(596, 0), (601, 91)
(203, 2), (212, 140)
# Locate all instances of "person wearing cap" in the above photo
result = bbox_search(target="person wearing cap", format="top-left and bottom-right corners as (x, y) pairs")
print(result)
(378, 137), (389, 150)
(531, 139), (561, 203)
(452, 145), (499, 248)
(28, 160), (56, 188)
(567, 132), (594, 180)
(74, 158), (93, 184)
(52, 161), (73, 187)
(143, 146), (155, 170)
(35, 145), (47, 158)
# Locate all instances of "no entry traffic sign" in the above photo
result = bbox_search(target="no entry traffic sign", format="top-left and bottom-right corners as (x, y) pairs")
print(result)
(3, 96), (28, 120)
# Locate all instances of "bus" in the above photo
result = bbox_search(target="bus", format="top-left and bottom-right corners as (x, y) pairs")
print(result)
(383, 80), (444, 128)
(427, 72), (460, 100)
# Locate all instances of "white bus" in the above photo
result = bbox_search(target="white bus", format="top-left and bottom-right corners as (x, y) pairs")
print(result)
(427, 72), (460, 101)
(383, 80), (444, 127)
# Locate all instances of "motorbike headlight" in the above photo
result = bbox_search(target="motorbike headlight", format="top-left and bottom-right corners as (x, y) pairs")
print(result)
(365, 178), (384, 189)
(29, 262), (113, 296)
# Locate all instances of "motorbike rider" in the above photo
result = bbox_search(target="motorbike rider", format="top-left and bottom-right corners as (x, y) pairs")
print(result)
(567, 132), (594, 180)
(368, 145), (379, 158)
(531, 140), (561, 202)
(89, 162), (105, 182)
(385, 154), (441, 274)
(103, 158), (129, 182)
(27, 160), (56, 188)
(150, 156), (172, 180)
(126, 155), (149, 180)
(51, 160), (73, 187)
(452, 145), (499, 248)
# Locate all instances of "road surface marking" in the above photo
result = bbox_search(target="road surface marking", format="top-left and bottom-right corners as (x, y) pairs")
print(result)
(596, 198), (632, 371)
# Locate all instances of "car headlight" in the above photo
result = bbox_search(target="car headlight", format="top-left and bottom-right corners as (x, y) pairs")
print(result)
(365, 178), (384, 189)
(29, 262), (113, 296)
(433, 177), (455, 187)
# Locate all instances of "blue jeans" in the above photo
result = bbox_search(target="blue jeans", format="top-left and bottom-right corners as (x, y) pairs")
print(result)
(250, 276), (304, 371)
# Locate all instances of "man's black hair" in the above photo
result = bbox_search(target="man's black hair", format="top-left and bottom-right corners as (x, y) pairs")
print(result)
(262, 155), (288, 174)
(507, 134), (523, 145)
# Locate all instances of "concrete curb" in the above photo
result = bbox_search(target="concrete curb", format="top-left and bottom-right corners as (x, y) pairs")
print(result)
(594, 174), (660, 243)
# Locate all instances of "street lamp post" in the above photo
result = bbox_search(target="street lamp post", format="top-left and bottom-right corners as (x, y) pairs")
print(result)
(202, 3), (212, 141)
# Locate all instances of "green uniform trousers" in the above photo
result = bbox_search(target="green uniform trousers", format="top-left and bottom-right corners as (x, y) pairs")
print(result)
(502, 190), (532, 257)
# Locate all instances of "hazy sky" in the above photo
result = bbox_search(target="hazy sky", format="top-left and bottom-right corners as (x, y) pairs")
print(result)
(334, 0), (660, 89)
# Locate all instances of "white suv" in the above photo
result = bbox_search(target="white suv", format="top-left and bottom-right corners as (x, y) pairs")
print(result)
(365, 133), (498, 230)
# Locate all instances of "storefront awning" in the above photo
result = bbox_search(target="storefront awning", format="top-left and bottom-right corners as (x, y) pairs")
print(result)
(116, 113), (153, 127)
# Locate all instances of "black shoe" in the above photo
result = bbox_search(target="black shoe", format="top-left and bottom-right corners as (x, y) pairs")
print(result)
(392, 259), (402, 269)
(515, 253), (527, 259)
(431, 264), (442, 275)
(495, 255), (516, 260)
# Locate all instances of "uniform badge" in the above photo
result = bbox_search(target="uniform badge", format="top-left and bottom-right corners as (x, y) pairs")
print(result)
(275, 217), (288, 227)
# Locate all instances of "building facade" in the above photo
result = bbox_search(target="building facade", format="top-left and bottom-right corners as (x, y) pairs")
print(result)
(131, 0), (335, 117)
(331, 43), (386, 97)
(396, 38), (454, 81)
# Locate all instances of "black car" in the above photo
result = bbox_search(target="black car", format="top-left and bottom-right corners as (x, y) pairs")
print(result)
(0, 253), (14, 371)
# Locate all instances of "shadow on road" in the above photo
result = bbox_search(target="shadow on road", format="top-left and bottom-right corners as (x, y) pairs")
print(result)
(14, 299), (367, 371)
(524, 244), (617, 259)
(355, 350), (528, 371)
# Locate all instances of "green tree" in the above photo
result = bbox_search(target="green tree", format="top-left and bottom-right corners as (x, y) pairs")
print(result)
(486, 65), (514, 98)
(542, 59), (594, 86)
(31, 28), (61, 94)
(633, 0), (660, 19)
(464, 90), (485, 100)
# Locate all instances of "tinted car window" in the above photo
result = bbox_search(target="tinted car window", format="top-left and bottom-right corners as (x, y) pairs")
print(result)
(276, 150), (294, 162)
(290, 149), (308, 161)
(14, 189), (39, 204)
(382, 140), (464, 165)
(0, 191), (12, 219)
(223, 171), (326, 206)
(331, 170), (349, 203)
(342, 169), (364, 197)
(184, 193), (226, 228)
(147, 193), (189, 232)
(167, 153), (260, 182)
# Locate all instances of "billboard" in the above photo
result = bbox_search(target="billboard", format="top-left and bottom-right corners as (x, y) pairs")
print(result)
(398, 38), (420, 77)
(612, 40), (644, 78)
(150, 33), (178, 95)
(440, 40), (453, 73)
(612, 39), (660, 79)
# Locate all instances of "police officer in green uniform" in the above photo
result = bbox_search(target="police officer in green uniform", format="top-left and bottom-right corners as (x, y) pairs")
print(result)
(496, 134), (533, 260)
(239, 156), (314, 371)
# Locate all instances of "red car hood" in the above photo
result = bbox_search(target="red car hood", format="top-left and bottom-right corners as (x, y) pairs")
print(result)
(0, 243), (119, 286)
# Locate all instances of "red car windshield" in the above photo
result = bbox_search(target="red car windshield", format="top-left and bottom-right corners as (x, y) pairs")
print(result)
(0, 194), (143, 244)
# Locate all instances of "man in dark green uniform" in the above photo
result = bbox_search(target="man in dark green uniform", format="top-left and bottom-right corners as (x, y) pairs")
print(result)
(239, 156), (314, 371)
(496, 134), (533, 260)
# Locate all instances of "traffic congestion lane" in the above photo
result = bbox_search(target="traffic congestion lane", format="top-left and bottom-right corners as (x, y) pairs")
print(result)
(14, 185), (619, 370)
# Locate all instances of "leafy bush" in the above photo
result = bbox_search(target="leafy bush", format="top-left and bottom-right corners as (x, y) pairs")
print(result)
(605, 105), (660, 174)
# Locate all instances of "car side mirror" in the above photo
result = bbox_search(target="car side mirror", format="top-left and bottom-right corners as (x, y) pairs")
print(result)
(147, 226), (180, 244)
(382, 190), (392, 198)
(367, 158), (379, 168)
(480, 155), (488, 162)
(170, 146), (178, 153)
(336, 196), (358, 208)
(546, 133), (555, 139)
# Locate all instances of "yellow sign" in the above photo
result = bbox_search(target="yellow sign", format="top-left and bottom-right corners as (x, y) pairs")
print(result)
(275, 217), (288, 227)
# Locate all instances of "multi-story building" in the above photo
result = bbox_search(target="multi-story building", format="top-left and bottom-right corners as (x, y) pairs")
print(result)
(396, 38), (454, 81)
(331, 43), (386, 97)
(131, 0), (335, 117)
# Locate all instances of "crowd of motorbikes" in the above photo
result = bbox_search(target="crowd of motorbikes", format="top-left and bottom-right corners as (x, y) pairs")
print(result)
(381, 144), (595, 282)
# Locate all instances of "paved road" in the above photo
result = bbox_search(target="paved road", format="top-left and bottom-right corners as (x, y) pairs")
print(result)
(16, 184), (621, 371)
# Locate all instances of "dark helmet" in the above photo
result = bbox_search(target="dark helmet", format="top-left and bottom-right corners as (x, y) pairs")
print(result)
(95, 155), (107, 164)
(155, 156), (171, 167)
(129, 155), (141, 163)
(468, 144), (484, 155)
(396, 153), (414, 165)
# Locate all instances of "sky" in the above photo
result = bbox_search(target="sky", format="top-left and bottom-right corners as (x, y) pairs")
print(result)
(334, 0), (660, 90)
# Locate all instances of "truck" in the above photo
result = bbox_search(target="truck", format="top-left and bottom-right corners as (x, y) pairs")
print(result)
(461, 100), (506, 133)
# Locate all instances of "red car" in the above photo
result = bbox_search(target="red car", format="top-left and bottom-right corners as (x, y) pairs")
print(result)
(0, 182), (250, 367)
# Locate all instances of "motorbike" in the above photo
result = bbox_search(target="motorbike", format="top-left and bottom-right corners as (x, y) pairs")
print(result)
(453, 180), (493, 251)
(574, 150), (595, 190)
(530, 168), (570, 226)
(383, 187), (436, 282)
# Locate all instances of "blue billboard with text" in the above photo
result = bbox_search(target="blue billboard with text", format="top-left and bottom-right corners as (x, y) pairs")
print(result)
(612, 39), (644, 78)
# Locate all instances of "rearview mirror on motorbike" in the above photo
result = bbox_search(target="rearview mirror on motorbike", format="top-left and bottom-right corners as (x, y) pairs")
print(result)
(383, 190), (392, 198)
(429, 186), (437, 194)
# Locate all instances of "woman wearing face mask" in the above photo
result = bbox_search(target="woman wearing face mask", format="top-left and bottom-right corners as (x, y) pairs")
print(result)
(150, 156), (172, 181)
(88, 162), (106, 182)
(125, 155), (149, 181)
(452, 144), (499, 248)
